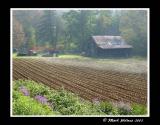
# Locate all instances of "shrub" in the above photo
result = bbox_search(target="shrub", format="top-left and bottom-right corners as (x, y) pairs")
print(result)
(19, 86), (30, 96)
(112, 101), (132, 115)
(46, 88), (79, 109)
(131, 103), (147, 115)
(12, 80), (147, 115)
(13, 91), (57, 115)
(23, 80), (51, 97)
(13, 80), (50, 96)
(98, 101), (113, 114)
(13, 90), (22, 100)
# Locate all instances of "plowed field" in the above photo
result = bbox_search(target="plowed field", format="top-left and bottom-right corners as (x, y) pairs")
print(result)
(13, 58), (147, 104)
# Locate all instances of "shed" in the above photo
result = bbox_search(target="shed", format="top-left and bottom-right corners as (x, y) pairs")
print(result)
(87, 36), (133, 57)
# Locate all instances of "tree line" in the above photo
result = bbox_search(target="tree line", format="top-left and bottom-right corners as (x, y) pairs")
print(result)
(13, 10), (147, 56)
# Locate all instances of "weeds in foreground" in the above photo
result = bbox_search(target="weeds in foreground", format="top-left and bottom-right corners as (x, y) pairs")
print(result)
(12, 80), (147, 115)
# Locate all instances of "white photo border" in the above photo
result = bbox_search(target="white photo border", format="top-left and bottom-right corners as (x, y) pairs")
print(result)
(10, 8), (150, 117)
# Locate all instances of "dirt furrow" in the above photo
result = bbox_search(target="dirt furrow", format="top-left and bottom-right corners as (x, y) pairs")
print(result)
(13, 58), (147, 104)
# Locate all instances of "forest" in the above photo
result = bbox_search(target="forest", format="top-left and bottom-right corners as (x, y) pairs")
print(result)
(13, 9), (147, 57)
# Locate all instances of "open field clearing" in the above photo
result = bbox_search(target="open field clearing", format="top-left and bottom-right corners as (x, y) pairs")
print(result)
(14, 56), (147, 74)
(42, 57), (147, 74)
(13, 58), (147, 105)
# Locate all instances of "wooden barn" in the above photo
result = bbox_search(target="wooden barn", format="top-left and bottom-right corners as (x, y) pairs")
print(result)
(87, 36), (133, 57)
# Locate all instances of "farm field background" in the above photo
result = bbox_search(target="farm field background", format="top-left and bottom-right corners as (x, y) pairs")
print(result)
(13, 57), (147, 105)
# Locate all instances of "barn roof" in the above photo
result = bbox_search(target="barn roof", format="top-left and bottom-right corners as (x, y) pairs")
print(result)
(92, 36), (133, 49)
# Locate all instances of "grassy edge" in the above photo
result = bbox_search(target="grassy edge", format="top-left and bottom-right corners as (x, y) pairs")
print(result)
(12, 79), (147, 115)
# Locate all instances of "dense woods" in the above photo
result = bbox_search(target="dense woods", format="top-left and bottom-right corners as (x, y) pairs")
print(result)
(13, 10), (148, 57)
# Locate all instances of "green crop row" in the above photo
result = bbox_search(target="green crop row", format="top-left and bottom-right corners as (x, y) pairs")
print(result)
(12, 79), (147, 115)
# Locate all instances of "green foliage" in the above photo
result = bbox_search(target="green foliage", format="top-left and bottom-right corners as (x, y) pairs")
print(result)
(58, 54), (87, 59)
(13, 91), (56, 115)
(13, 80), (50, 97)
(118, 107), (132, 115)
(119, 11), (147, 56)
(98, 101), (113, 114)
(13, 11), (37, 50)
(114, 102), (132, 115)
(95, 10), (112, 35)
(13, 16), (25, 48)
(131, 103), (147, 115)
(13, 53), (17, 58)
(28, 26), (36, 49)
(12, 80), (147, 115)
(36, 10), (57, 47)
(45, 88), (103, 115)
(25, 81), (50, 97)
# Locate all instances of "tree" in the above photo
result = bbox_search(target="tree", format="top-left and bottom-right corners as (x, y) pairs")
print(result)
(28, 26), (36, 49)
(13, 10), (38, 50)
(79, 10), (90, 51)
(36, 10), (57, 49)
(119, 10), (147, 56)
(94, 10), (112, 35)
(63, 10), (96, 52)
(62, 10), (80, 50)
(108, 10), (121, 35)
(13, 16), (25, 48)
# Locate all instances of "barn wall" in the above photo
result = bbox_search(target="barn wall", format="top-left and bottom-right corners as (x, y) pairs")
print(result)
(97, 48), (132, 57)
(87, 39), (98, 57)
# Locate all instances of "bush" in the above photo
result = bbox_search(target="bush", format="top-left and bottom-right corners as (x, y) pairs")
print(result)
(98, 101), (113, 114)
(13, 91), (57, 115)
(26, 81), (50, 97)
(12, 80), (147, 115)
(13, 80), (51, 97)
(131, 103), (147, 115)
(118, 107), (132, 115)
